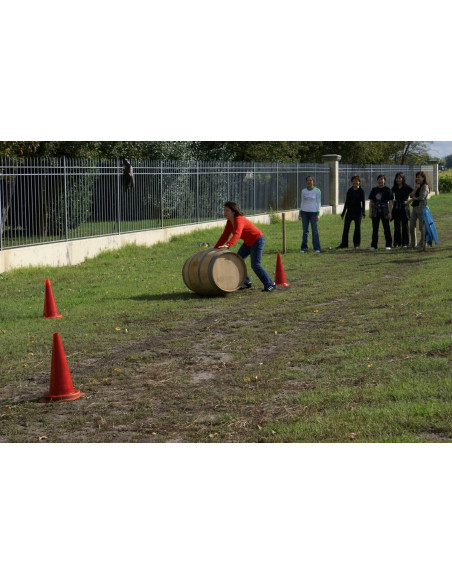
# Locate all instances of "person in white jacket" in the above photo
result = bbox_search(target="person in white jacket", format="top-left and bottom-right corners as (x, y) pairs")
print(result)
(299, 176), (322, 252)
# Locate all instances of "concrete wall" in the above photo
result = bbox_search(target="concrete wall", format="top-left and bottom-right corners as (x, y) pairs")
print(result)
(1, 208), (332, 273)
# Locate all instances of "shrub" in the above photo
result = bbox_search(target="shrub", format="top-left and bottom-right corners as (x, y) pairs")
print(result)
(268, 206), (282, 224)
(438, 171), (452, 194)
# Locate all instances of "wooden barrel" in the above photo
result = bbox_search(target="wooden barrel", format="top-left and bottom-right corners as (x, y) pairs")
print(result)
(182, 249), (247, 295)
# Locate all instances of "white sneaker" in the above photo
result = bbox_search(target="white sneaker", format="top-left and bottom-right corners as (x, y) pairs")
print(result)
(315, 250), (321, 253)
(370, 247), (376, 250)
(385, 247), (391, 250)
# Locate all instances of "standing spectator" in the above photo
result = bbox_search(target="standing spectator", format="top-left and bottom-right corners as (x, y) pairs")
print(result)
(337, 175), (366, 249)
(409, 171), (430, 248)
(391, 172), (412, 248)
(368, 175), (394, 250)
(299, 176), (322, 253)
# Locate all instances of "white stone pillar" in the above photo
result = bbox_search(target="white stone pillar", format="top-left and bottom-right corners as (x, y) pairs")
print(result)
(322, 154), (342, 213)
(427, 159), (439, 194)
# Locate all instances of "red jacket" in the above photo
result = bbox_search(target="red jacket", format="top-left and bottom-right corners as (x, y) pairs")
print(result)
(214, 216), (263, 249)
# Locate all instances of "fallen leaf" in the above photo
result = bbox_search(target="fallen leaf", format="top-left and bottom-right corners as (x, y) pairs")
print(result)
(243, 377), (251, 383)
(115, 327), (121, 331)
(348, 433), (359, 440)
(313, 310), (319, 313)
(38, 436), (48, 442)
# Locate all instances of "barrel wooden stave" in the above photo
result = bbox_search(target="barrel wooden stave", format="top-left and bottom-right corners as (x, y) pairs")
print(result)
(182, 249), (246, 295)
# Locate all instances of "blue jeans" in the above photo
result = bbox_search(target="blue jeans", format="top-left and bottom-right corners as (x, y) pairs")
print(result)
(237, 236), (274, 288)
(301, 212), (321, 252)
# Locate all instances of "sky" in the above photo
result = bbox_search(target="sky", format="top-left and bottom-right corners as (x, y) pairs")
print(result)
(428, 142), (452, 159)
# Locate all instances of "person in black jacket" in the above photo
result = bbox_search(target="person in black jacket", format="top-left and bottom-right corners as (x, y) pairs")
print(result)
(391, 172), (412, 247)
(368, 175), (394, 250)
(337, 175), (366, 249)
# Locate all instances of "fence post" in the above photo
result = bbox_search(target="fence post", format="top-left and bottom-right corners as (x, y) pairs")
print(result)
(276, 163), (279, 211)
(160, 161), (164, 229)
(196, 161), (200, 223)
(427, 159), (439, 194)
(117, 158), (121, 234)
(0, 166), (2, 251)
(322, 154), (342, 214)
(253, 161), (256, 214)
(63, 156), (68, 240)
(296, 162), (299, 209)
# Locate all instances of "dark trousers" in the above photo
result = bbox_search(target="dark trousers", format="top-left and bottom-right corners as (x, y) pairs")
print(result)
(371, 214), (392, 248)
(340, 213), (362, 248)
(392, 208), (409, 247)
(237, 235), (273, 289)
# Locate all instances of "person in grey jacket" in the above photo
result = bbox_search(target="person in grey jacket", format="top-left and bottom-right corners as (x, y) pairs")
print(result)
(409, 171), (430, 248)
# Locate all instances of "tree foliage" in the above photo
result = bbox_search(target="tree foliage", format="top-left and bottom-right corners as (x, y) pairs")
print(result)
(0, 140), (433, 165)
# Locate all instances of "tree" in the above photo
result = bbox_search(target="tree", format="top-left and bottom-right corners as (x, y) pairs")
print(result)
(444, 154), (452, 169)
(389, 141), (432, 164)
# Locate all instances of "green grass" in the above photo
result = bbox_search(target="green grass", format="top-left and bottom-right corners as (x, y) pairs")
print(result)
(0, 195), (451, 442)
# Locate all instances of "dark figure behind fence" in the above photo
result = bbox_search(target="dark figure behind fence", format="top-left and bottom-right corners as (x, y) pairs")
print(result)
(123, 159), (135, 190)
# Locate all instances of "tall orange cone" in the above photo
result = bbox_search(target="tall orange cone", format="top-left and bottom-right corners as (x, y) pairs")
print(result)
(275, 253), (290, 287)
(43, 279), (63, 319)
(40, 333), (84, 402)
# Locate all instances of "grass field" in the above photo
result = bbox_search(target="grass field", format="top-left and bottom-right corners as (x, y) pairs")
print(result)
(0, 195), (451, 442)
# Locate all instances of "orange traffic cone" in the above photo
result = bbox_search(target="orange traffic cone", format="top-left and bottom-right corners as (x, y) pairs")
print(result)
(275, 253), (290, 287)
(40, 333), (84, 402)
(43, 279), (63, 319)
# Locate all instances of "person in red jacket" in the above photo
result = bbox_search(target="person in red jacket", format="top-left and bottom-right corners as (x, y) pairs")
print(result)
(214, 201), (275, 292)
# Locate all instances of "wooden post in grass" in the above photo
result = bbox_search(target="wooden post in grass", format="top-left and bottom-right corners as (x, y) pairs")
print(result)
(282, 213), (287, 254)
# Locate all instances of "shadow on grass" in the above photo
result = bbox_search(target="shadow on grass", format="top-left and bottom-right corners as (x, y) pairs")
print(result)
(130, 292), (218, 302)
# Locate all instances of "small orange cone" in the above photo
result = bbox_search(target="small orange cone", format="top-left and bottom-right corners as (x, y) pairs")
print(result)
(40, 333), (84, 402)
(43, 279), (63, 319)
(275, 253), (290, 287)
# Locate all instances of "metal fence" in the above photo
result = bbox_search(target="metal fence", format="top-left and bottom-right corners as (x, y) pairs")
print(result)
(0, 158), (330, 249)
(339, 164), (433, 204)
